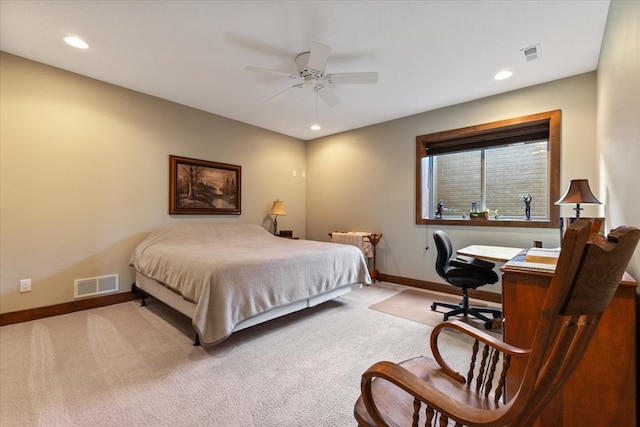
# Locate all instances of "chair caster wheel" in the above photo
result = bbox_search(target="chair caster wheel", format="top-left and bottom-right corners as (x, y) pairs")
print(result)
(431, 303), (437, 311)
(493, 312), (502, 319)
(485, 321), (494, 329)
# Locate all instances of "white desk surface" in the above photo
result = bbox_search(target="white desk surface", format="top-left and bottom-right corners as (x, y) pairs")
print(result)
(457, 245), (525, 262)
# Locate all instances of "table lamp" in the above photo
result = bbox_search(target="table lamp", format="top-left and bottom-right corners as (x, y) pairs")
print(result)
(268, 199), (286, 235)
(555, 179), (601, 218)
(556, 179), (603, 241)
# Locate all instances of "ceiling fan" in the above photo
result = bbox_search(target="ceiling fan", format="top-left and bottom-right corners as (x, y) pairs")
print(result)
(244, 42), (378, 107)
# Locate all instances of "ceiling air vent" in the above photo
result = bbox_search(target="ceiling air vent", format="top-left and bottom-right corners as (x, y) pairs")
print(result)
(74, 274), (119, 298)
(522, 45), (540, 62)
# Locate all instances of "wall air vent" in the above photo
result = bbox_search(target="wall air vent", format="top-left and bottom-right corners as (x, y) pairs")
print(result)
(522, 44), (540, 61)
(74, 274), (119, 298)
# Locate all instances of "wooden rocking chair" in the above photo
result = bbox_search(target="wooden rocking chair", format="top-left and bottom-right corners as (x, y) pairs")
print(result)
(354, 219), (640, 427)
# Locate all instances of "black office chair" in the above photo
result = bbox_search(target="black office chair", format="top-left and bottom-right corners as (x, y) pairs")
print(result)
(431, 230), (501, 329)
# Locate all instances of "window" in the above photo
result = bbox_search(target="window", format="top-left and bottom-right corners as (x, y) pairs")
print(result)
(416, 110), (561, 228)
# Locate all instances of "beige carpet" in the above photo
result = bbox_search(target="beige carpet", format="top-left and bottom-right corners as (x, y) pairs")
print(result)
(369, 289), (503, 332)
(0, 284), (479, 427)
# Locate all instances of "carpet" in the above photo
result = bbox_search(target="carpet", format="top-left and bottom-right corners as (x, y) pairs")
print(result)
(0, 284), (479, 427)
(369, 289), (503, 332)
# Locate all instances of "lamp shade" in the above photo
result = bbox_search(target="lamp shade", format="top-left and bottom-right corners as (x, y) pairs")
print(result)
(269, 199), (286, 216)
(555, 179), (601, 205)
(555, 179), (601, 218)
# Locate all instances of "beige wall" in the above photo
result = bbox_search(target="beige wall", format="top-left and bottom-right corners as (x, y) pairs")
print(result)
(0, 53), (306, 313)
(2, 0), (638, 314)
(597, 0), (640, 280)
(306, 72), (600, 285)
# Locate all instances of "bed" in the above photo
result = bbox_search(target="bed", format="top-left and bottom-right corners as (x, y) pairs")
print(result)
(129, 223), (371, 345)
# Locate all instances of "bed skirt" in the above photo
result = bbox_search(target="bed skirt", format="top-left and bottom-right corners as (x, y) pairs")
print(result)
(134, 272), (362, 344)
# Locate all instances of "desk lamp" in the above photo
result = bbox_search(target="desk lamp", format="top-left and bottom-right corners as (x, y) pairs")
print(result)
(268, 199), (286, 235)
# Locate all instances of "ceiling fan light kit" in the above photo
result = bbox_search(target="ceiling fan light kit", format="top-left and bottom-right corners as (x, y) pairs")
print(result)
(245, 41), (378, 107)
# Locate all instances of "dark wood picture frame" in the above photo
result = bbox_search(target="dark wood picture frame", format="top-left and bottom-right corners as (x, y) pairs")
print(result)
(169, 155), (241, 215)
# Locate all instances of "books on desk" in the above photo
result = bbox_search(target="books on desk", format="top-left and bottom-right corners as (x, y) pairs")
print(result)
(525, 248), (560, 265)
(504, 260), (556, 272)
(505, 248), (560, 272)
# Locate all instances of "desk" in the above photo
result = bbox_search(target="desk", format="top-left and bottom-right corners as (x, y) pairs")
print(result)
(457, 245), (524, 262)
(502, 263), (637, 426)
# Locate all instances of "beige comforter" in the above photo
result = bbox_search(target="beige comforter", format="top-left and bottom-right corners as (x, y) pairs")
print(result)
(130, 223), (371, 345)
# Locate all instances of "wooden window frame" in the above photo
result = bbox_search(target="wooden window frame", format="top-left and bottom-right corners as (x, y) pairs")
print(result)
(416, 110), (561, 228)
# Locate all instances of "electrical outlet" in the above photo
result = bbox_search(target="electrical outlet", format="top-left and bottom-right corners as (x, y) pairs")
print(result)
(20, 279), (31, 293)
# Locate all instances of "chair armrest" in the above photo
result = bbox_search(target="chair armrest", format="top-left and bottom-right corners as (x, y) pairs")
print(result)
(430, 320), (530, 382)
(361, 360), (511, 426)
(450, 255), (496, 272)
(360, 321), (530, 426)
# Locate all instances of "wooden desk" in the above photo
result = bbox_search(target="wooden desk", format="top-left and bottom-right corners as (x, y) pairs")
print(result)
(501, 264), (637, 426)
(457, 245), (524, 262)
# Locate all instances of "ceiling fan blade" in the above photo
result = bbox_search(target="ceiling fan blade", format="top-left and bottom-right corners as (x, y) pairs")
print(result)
(307, 42), (331, 72)
(244, 66), (295, 78)
(268, 84), (303, 103)
(326, 72), (378, 84)
(316, 86), (341, 107)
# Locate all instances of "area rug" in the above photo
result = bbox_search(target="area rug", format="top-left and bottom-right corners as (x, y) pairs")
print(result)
(369, 289), (502, 332)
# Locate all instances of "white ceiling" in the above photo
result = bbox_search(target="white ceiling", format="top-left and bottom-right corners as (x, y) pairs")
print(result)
(0, 1), (610, 141)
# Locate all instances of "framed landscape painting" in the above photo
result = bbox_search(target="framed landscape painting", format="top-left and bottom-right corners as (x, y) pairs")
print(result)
(169, 155), (241, 215)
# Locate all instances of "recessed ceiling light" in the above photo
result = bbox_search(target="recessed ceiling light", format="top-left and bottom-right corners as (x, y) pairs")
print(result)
(494, 70), (513, 80)
(310, 124), (321, 131)
(64, 36), (89, 49)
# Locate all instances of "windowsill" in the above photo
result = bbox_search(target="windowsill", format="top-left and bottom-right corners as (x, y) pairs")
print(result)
(417, 218), (559, 228)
